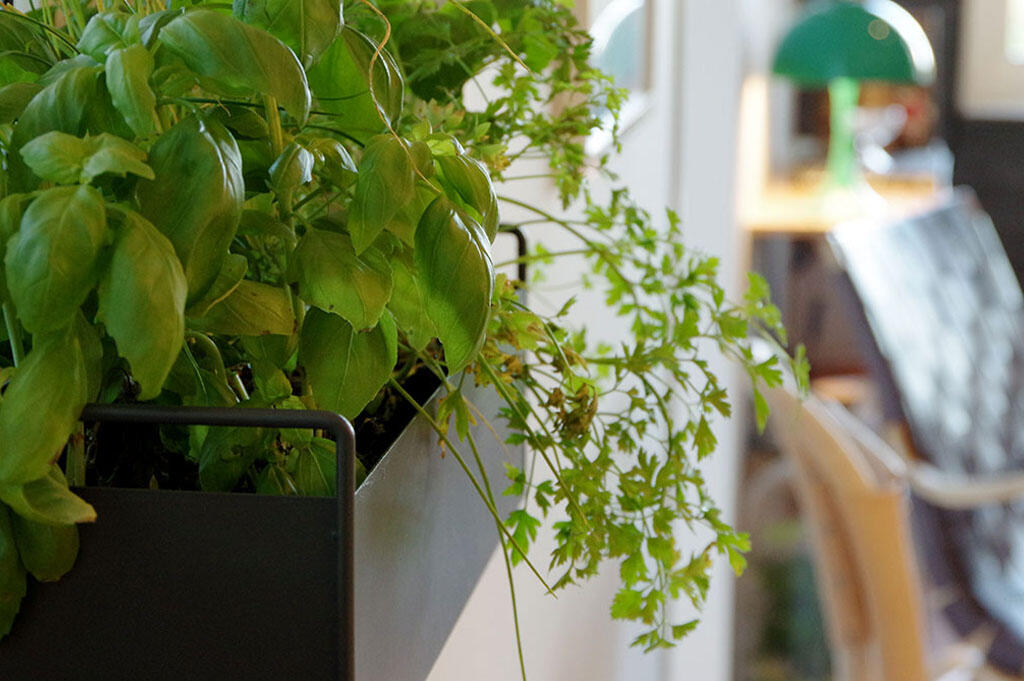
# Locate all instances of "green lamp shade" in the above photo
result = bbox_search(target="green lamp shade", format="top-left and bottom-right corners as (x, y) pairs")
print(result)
(773, 0), (936, 87)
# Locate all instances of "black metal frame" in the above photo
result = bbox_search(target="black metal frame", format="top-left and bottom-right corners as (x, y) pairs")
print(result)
(80, 404), (356, 681)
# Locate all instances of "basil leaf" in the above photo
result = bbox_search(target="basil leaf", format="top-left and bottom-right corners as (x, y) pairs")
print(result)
(387, 248), (436, 351)
(158, 9), (311, 124)
(299, 308), (397, 419)
(415, 197), (493, 373)
(0, 82), (42, 125)
(0, 505), (26, 638)
(306, 137), (356, 189)
(74, 313), (104, 404)
(11, 513), (78, 582)
(293, 438), (336, 496)
(190, 280), (296, 337)
(5, 185), (107, 334)
(136, 115), (244, 304)
(0, 466), (96, 526)
(233, 0), (342, 68)
(139, 8), (184, 48)
(0, 328), (89, 485)
(8, 65), (100, 191)
(20, 131), (153, 185)
(349, 135), (416, 253)
(212, 104), (270, 140)
(307, 26), (403, 142)
(106, 44), (157, 138)
(77, 11), (141, 62)
(185, 253), (248, 319)
(437, 154), (498, 242)
(197, 426), (268, 492)
(268, 141), (314, 198)
(97, 209), (187, 401)
(256, 464), (296, 495)
(290, 228), (392, 330)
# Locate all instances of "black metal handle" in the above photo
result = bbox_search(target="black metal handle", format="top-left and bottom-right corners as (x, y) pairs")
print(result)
(80, 403), (356, 681)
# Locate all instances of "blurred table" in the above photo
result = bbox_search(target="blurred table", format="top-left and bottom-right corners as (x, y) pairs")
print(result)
(740, 174), (945, 377)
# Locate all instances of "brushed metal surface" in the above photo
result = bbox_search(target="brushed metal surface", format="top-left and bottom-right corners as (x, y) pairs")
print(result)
(354, 384), (522, 681)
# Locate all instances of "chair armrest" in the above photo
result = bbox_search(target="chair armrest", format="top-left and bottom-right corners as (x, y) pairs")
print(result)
(908, 463), (1024, 509)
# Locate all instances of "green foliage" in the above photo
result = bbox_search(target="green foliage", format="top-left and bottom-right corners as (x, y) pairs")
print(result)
(135, 115), (244, 303)
(415, 196), (493, 373)
(96, 209), (186, 400)
(0, 505), (26, 637)
(0, 0), (808, 671)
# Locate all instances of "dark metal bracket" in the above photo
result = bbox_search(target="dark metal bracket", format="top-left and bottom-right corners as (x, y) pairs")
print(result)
(79, 403), (356, 681)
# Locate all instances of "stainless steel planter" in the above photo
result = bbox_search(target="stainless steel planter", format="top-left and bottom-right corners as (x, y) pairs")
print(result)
(355, 383), (520, 681)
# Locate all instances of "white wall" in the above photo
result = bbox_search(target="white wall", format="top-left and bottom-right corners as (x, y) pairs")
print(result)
(959, 0), (1024, 119)
(426, 2), (751, 680)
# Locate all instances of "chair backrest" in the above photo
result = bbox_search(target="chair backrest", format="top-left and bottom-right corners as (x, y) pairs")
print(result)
(829, 191), (1024, 674)
(766, 385), (929, 681)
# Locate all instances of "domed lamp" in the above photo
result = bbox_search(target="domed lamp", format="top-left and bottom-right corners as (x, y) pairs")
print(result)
(773, 0), (936, 189)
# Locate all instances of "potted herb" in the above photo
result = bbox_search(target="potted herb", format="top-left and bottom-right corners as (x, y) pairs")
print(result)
(0, 0), (805, 678)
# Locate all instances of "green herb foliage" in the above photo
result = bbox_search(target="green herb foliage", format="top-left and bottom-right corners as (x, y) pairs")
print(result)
(0, 0), (806, 673)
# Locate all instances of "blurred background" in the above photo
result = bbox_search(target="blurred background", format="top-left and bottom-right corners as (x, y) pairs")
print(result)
(427, 1), (1024, 680)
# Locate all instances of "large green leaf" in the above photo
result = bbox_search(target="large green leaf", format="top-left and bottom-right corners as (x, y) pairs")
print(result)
(5, 185), (107, 334)
(0, 330), (89, 485)
(20, 131), (153, 185)
(196, 425), (268, 492)
(74, 313), (104, 404)
(349, 135), (416, 253)
(233, 0), (342, 68)
(0, 82), (42, 125)
(415, 197), (493, 373)
(307, 26), (403, 142)
(11, 513), (78, 582)
(293, 437), (336, 496)
(136, 115), (244, 304)
(106, 44), (157, 138)
(185, 253), (248, 319)
(0, 465), (96, 526)
(306, 137), (356, 189)
(268, 141), (314, 208)
(290, 228), (392, 330)
(8, 62), (133, 190)
(8, 65), (100, 191)
(387, 248), (436, 351)
(0, 505), (26, 638)
(97, 210), (187, 401)
(158, 9), (311, 124)
(77, 11), (141, 62)
(139, 8), (184, 48)
(299, 308), (396, 419)
(437, 154), (498, 242)
(190, 280), (296, 337)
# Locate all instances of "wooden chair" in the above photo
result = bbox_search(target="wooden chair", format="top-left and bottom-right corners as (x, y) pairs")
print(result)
(765, 384), (1024, 681)
(828, 191), (1024, 675)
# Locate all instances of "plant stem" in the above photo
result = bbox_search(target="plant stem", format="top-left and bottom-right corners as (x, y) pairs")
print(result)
(263, 94), (284, 158)
(66, 424), (86, 487)
(3, 303), (24, 367)
(498, 530), (529, 681)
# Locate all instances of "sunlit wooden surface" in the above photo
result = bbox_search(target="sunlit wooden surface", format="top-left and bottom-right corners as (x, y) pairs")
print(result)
(740, 173), (947, 235)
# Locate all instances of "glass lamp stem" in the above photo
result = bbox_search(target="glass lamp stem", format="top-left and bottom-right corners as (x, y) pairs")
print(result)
(827, 77), (861, 188)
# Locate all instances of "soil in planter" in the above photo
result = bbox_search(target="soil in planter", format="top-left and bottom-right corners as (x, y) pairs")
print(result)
(79, 368), (441, 492)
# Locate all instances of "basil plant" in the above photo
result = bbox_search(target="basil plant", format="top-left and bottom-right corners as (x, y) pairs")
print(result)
(0, 0), (805, 671)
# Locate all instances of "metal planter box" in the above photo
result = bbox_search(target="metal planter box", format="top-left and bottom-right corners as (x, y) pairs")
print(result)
(0, 386), (519, 681)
